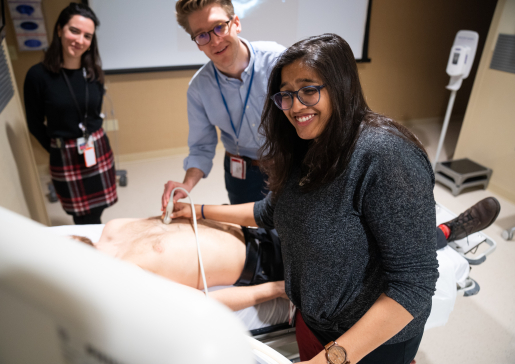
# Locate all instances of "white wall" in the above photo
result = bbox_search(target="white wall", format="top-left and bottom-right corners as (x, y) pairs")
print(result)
(454, 0), (515, 203)
(0, 39), (49, 224)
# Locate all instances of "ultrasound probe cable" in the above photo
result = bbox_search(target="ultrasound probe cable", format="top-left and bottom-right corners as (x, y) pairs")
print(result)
(163, 188), (209, 298)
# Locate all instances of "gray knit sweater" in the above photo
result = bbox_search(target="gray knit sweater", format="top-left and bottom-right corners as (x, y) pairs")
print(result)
(254, 127), (439, 345)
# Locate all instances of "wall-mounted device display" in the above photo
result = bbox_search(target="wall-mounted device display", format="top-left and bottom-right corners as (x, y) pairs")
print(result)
(7, 0), (48, 51)
(445, 30), (479, 91)
(447, 46), (470, 76)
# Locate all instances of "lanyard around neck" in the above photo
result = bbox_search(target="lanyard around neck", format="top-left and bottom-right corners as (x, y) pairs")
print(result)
(62, 67), (89, 138)
(213, 43), (255, 148)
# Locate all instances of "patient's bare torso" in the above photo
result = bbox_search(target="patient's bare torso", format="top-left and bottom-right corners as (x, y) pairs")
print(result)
(95, 217), (246, 289)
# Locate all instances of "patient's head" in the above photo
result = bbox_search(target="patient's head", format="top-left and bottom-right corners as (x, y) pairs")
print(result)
(69, 235), (94, 247)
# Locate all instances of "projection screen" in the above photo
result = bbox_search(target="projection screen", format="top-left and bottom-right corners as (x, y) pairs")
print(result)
(88, 0), (372, 74)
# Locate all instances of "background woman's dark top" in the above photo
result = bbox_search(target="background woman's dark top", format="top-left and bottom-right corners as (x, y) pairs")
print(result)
(254, 126), (439, 345)
(23, 62), (117, 220)
(24, 62), (104, 152)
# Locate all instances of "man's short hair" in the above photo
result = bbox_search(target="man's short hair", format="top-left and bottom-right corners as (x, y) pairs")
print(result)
(176, 0), (235, 36)
(70, 235), (94, 247)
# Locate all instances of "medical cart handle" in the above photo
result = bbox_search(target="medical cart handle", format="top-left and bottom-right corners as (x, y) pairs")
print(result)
(463, 237), (496, 266)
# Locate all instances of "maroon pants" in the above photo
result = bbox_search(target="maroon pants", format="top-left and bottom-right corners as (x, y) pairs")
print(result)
(295, 310), (324, 361)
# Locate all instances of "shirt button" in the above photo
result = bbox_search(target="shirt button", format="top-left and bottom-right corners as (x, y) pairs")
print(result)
(247, 106), (249, 109)
(252, 124), (255, 127)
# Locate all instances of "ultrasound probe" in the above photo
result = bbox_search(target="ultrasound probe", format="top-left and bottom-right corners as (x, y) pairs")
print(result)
(162, 187), (208, 298)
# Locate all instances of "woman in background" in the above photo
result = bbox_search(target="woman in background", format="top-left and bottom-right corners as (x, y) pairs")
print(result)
(24, 3), (117, 224)
(173, 33), (438, 364)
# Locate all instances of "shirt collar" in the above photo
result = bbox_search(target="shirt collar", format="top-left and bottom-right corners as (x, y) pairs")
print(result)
(240, 38), (255, 79)
(212, 37), (254, 83)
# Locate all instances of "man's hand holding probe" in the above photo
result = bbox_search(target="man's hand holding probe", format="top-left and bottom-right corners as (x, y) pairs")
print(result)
(161, 168), (204, 212)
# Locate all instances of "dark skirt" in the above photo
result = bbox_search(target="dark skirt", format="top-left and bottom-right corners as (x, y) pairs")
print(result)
(49, 128), (118, 216)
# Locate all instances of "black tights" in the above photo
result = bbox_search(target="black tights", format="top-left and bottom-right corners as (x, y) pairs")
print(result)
(73, 206), (105, 225)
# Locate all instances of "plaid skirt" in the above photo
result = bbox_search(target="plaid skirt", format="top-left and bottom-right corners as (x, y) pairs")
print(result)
(49, 128), (118, 216)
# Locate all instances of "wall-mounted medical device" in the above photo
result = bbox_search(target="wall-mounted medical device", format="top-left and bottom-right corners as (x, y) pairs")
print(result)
(434, 30), (479, 169)
(445, 31), (479, 91)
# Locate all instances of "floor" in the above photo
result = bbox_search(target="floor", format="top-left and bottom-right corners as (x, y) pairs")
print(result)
(41, 120), (515, 363)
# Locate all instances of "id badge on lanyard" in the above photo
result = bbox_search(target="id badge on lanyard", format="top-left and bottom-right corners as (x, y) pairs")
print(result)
(77, 136), (97, 167)
(230, 156), (246, 179)
(214, 44), (255, 181)
(63, 68), (96, 166)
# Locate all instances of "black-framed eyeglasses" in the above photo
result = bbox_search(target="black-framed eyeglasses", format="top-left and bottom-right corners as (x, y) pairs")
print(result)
(191, 19), (232, 46)
(270, 85), (326, 110)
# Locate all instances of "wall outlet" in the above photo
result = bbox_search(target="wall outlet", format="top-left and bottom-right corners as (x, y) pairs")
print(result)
(104, 119), (118, 132)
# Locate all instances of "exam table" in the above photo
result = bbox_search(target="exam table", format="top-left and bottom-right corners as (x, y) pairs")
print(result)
(42, 201), (497, 362)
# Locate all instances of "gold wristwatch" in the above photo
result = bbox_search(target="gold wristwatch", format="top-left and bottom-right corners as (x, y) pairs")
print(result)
(325, 341), (350, 364)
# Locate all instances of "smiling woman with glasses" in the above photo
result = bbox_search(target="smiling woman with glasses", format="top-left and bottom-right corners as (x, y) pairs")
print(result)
(23, 3), (118, 225)
(255, 33), (438, 364)
(172, 33), (438, 364)
(271, 85), (326, 110)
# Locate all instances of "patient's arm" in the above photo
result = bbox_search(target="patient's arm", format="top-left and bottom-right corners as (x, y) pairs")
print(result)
(209, 281), (288, 312)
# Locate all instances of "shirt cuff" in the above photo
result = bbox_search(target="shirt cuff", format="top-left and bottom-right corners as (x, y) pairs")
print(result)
(183, 155), (213, 178)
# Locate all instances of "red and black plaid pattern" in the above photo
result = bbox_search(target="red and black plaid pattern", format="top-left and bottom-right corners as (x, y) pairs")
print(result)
(49, 128), (118, 216)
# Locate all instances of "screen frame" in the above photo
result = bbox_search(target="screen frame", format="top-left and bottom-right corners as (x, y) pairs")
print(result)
(83, 0), (373, 75)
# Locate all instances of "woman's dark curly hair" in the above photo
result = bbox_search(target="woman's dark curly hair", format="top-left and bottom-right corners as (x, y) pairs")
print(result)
(259, 33), (426, 195)
(43, 2), (104, 83)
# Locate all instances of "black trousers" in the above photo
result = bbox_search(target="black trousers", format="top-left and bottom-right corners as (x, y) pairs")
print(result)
(358, 332), (424, 364)
(223, 154), (268, 204)
(73, 206), (105, 225)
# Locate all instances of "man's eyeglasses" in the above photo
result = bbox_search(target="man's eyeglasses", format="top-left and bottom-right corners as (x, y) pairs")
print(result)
(191, 19), (232, 46)
(271, 85), (326, 110)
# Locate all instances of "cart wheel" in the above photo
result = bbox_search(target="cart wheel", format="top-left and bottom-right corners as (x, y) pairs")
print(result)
(47, 182), (58, 203)
(48, 192), (58, 203)
(119, 175), (128, 187)
(463, 278), (480, 297)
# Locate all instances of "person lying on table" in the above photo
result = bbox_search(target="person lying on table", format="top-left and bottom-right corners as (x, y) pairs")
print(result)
(70, 216), (286, 312)
(69, 194), (498, 319)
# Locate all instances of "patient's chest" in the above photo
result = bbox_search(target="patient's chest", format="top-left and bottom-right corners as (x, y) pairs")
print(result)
(97, 218), (198, 260)
(96, 218), (245, 287)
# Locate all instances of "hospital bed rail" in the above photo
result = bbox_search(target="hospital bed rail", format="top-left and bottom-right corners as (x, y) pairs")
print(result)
(437, 204), (497, 265)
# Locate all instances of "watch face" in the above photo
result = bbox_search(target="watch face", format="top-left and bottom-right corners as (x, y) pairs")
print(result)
(327, 346), (347, 364)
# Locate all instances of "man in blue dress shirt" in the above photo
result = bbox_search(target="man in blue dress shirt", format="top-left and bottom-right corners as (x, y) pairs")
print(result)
(161, 0), (284, 210)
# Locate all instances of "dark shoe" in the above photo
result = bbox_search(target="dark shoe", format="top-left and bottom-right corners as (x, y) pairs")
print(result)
(443, 197), (501, 242)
